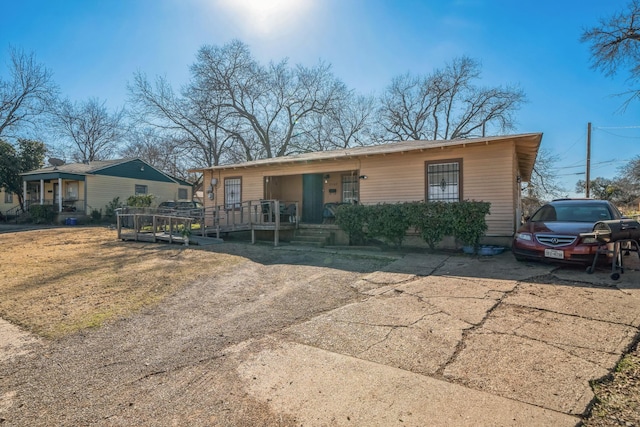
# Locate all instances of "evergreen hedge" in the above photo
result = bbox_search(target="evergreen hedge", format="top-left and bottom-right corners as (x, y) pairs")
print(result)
(335, 201), (491, 250)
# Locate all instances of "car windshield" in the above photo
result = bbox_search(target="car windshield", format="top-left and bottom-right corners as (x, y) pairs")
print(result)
(530, 204), (613, 222)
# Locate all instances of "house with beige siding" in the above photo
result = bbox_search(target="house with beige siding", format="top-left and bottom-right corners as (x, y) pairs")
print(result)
(191, 133), (542, 246)
(20, 159), (193, 219)
(1, 188), (21, 219)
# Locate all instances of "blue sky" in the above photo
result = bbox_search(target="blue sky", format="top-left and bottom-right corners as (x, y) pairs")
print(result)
(3, 0), (639, 196)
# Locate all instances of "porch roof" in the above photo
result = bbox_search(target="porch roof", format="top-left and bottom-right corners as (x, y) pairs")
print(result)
(21, 159), (123, 177)
(190, 133), (542, 182)
(22, 172), (86, 182)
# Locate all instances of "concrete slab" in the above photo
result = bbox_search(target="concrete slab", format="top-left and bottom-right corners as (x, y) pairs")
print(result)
(434, 253), (555, 280)
(237, 340), (579, 426)
(325, 293), (437, 326)
(397, 275), (515, 324)
(505, 282), (640, 327)
(444, 331), (608, 415)
(483, 304), (637, 368)
(284, 310), (469, 375)
(380, 252), (450, 276)
(351, 271), (417, 293)
(356, 313), (469, 375)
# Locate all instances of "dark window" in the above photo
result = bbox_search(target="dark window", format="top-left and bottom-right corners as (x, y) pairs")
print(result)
(224, 177), (241, 209)
(4, 191), (13, 204)
(135, 184), (148, 195)
(342, 175), (359, 203)
(178, 188), (188, 200)
(426, 160), (461, 202)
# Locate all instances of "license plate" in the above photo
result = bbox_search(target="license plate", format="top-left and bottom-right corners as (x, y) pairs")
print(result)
(544, 249), (564, 259)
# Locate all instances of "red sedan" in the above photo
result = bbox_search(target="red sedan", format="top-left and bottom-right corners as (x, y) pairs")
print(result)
(512, 199), (624, 264)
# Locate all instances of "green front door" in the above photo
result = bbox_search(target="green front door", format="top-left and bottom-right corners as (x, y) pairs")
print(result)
(302, 174), (324, 223)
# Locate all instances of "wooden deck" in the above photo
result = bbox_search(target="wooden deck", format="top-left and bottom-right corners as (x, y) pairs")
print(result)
(116, 200), (299, 246)
(117, 213), (194, 244)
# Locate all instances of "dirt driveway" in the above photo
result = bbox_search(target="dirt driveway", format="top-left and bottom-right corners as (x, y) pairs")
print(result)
(1, 227), (640, 426)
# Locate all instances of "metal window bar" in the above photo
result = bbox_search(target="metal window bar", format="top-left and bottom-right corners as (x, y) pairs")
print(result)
(342, 175), (359, 204)
(224, 178), (241, 209)
(427, 162), (459, 202)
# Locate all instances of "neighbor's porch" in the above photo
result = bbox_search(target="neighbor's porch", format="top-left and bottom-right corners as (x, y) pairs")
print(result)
(22, 173), (87, 214)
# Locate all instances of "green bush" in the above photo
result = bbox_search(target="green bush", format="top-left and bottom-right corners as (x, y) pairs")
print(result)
(450, 201), (491, 249)
(126, 194), (155, 207)
(366, 203), (412, 248)
(407, 202), (453, 250)
(336, 201), (491, 250)
(335, 204), (368, 245)
(90, 208), (102, 223)
(29, 204), (56, 224)
(104, 197), (123, 222)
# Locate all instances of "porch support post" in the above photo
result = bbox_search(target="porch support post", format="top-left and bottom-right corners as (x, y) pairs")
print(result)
(84, 178), (88, 213)
(22, 181), (27, 209)
(58, 177), (63, 212)
(39, 179), (44, 204)
(274, 201), (280, 247)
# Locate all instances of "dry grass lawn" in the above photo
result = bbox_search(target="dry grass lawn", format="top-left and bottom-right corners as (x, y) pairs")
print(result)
(0, 227), (240, 338)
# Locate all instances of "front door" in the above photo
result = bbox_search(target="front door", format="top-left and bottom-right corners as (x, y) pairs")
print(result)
(302, 174), (324, 223)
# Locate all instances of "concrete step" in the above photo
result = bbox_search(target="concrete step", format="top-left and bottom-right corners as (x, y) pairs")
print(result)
(293, 235), (328, 242)
(289, 240), (325, 247)
(296, 229), (331, 236)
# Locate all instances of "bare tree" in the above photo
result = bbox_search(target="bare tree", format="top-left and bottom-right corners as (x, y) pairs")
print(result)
(0, 47), (58, 139)
(119, 128), (189, 178)
(379, 57), (526, 141)
(581, 0), (640, 106)
(519, 148), (565, 215)
(296, 92), (377, 151)
(128, 72), (234, 167)
(51, 98), (125, 162)
(191, 40), (346, 161)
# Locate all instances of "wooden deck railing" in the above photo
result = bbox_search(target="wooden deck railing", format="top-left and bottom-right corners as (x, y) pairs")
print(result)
(116, 200), (298, 246)
(116, 212), (193, 244)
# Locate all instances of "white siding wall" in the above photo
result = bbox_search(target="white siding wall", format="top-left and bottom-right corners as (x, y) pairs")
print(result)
(86, 175), (183, 211)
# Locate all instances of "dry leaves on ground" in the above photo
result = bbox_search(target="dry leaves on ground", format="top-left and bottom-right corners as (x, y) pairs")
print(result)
(0, 227), (240, 338)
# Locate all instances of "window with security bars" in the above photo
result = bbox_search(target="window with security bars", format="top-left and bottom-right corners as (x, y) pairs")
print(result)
(224, 177), (241, 209)
(4, 191), (13, 203)
(178, 188), (188, 200)
(342, 175), (359, 203)
(426, 161), (461, 202)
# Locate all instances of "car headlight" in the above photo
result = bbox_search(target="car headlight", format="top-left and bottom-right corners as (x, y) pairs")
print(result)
(581, 236), (598, 244)
(515, 232), (532, 241)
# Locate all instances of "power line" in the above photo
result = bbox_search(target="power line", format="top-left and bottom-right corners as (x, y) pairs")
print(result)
(556, 131), (586, 158)
(594, 125), (640, 129)
(555, 158), (621, 170)
(595, 128), (640, 139)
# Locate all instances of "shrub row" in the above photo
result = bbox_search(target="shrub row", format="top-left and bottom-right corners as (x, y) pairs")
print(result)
(335, 201), (491, 249)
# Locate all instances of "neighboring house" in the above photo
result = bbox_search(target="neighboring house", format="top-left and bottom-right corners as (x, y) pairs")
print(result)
(191, 133), (542, 245)
(20, 158), (193, 216)
(1, 188), (21, 218)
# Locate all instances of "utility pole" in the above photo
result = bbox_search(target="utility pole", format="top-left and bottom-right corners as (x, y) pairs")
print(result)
(586, 122), (591, 198)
